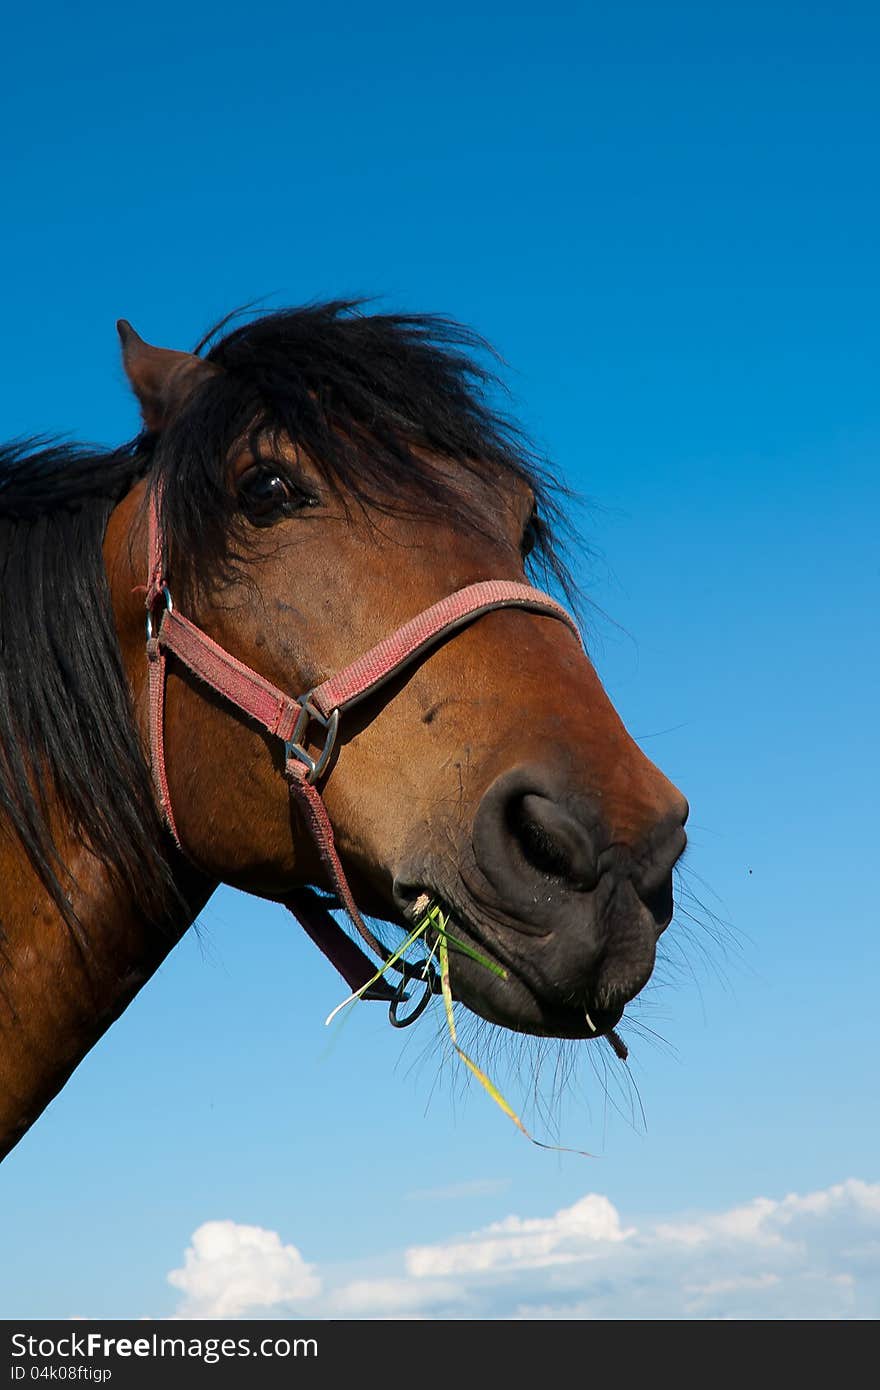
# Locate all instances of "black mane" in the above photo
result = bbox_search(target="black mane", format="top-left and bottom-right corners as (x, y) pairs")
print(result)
(0, 301), (576, 927)
(0, 439), (169, 926)
(155, 301), (574, 600)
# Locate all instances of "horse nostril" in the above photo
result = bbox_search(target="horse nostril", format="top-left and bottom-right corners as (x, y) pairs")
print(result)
(640, 873), (674, 932)
(506, 792), (598, 889)
(631, 810), (686, 932)
(472, 766), (604, 902)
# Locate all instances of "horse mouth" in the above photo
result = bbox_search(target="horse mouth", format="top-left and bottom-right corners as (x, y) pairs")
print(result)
(399, 889), (626, 1042)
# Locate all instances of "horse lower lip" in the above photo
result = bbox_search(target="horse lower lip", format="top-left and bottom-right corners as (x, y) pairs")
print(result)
(453, 952), (625, 1039)
(579, 1002), (625, 1035)
(403, 891), (624, 1039)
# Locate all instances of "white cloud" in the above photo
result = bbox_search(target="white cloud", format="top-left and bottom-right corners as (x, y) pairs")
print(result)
(164, 1179), (880, 1319)
(167, 1220), (320, 1318)
(655, 1179), (880, 1250)
(683, 1272), (780, 1300)
(406, 1193), (631, 1277)
(655, 1197), (785, 1248)
(327, 1278), (466, 1317)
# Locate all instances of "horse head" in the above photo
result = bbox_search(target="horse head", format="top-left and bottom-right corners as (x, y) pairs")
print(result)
(109, 304), (688, 1043)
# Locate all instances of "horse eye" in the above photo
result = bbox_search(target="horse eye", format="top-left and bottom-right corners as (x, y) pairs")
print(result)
(521, 508), (540, 558)
(237, 466), (315, 525)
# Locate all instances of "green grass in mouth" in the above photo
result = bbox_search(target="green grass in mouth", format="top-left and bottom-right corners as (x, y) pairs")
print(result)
(324, 897), (594, 1156)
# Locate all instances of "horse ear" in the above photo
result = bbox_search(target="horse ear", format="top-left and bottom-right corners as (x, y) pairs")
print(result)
(116, 320), (219, 432)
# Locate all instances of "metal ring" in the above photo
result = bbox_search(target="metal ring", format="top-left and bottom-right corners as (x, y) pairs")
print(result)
(146, 587), (174, 641)
(389, 972), (433, 1028)
(284, 699), (340, 785)
(398, 958), (441, 992)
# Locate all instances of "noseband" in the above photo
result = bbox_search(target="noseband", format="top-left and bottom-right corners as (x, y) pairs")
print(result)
(143, 492), (581, 1019)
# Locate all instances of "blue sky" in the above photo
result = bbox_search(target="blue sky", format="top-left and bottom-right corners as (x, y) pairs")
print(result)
(0, 1), (878, 1319)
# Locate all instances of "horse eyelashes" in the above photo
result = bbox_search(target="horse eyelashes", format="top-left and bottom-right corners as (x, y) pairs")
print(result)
(237, 465), (318, 525)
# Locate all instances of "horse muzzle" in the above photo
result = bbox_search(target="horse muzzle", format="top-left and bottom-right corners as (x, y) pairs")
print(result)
(392, 762), (688, 1039)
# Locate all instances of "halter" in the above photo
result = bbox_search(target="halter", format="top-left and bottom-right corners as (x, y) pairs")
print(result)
(143, 491), (581, 1019)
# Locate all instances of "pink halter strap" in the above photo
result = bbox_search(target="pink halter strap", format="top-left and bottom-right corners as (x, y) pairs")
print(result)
(144, 491), (581, 1005)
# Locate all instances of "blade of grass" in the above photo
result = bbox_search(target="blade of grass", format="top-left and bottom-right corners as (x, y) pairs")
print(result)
(442, 929), (508, 979)
(324, 917), (430, 1026)
(420, 902), (507, 979)
(323, 897), (592, 1154)
(439, 932), (456, 1041)
(438, 927), (592, 1156)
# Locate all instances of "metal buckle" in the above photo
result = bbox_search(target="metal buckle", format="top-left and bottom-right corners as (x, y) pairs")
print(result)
(145, 586), (174, 641)
(284, 693), (340, 784)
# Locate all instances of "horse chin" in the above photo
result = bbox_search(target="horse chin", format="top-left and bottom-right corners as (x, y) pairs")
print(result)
(406, 896), (626, 1042)
(447, 951), (624, 1040)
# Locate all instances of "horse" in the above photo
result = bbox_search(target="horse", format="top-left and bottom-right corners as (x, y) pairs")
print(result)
(0, 301), (688, 1161)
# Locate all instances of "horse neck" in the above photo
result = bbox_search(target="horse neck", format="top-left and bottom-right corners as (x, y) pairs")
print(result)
(0, 818), (212, 1161)
(0, 480), (215, 1162)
